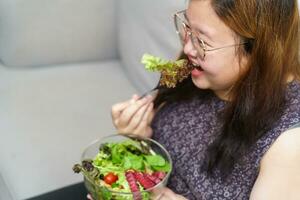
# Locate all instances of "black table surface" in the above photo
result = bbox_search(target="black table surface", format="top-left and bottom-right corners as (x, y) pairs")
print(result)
(26, 182), (87, 200)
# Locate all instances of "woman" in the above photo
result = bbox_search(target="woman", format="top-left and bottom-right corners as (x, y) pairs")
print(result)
(110, 0), (300, 199)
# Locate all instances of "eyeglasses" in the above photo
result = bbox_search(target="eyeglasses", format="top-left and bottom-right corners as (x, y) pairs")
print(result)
(173, 10), (245, 60)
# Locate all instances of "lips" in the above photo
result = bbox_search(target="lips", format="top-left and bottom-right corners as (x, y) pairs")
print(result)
(191, 67), (204, 77)
(194, 65), (204, 71)
(186, 58), (204, 77)
(187, 59), (204, 71)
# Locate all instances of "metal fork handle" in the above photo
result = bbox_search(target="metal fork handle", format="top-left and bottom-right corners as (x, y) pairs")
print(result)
(139, 87), (159, 99)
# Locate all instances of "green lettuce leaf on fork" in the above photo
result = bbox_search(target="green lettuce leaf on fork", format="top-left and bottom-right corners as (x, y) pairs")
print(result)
(141, 54), (186, 72)
(141, 54), (191, 88)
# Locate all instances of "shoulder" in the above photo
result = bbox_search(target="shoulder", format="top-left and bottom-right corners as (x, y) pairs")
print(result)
(250, 127), (300, 199)
(261, 127), (300, 165)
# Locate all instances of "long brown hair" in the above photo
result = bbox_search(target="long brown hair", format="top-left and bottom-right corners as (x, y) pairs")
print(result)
(154, 0), (300, 176)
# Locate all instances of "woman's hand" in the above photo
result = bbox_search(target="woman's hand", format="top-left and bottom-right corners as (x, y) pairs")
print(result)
(87, 194), (93, 200)
(111, 94), (155, 138)
(158, 187), (187, 200)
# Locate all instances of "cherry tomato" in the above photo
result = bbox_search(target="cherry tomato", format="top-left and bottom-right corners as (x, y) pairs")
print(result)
(104, 172), (118, 185)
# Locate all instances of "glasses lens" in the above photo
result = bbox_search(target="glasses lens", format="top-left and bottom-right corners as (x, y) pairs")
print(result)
(174, 11), (205, 60)
(191, 35), (205, 59)
(174, 15), (187, 44)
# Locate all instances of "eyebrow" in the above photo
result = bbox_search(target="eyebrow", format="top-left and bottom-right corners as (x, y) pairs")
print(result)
(184, 12), (214, 42)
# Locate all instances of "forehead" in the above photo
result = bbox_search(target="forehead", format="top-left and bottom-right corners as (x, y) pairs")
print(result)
(186, 0), (236, 42)
(187, 0), (214, 19)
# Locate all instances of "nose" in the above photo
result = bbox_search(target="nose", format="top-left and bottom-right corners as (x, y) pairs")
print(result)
(183, 36), (198, 58)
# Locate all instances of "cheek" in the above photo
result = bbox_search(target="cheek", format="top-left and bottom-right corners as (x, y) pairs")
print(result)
(203, 53), (243, 81)
(200, 58), (228, 75)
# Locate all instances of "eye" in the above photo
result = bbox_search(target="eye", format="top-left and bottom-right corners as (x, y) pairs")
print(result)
(192, 32), (212, 48)
(199, 38), (213, 48)
(195, 37), (209, 49)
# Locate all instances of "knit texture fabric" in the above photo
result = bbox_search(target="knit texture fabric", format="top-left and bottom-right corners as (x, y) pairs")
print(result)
(152, 81), (300, 200)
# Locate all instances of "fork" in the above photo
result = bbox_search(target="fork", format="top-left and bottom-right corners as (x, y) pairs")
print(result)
(138, 86), (160, 99)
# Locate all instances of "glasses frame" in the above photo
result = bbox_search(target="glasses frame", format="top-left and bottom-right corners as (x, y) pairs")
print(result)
(173, 10), (245, 60)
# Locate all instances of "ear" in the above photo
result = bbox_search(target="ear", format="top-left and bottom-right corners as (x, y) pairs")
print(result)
(237, 48), (250, 74)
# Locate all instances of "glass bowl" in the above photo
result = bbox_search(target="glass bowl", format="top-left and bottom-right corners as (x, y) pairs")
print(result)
(80, 134), (173, 200)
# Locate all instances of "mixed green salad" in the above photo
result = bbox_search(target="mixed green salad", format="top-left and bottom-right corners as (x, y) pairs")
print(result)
(141, 54), (191, 88)
(73, 138), (171, 200)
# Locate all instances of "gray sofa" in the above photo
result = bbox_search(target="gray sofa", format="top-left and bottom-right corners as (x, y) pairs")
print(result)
(0, 0), (185, 199)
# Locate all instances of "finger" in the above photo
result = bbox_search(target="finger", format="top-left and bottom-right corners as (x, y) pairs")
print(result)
(144, 126), (153, 138)
(135, 125), (153, 138)
(86, 194), (93, 200)
(147, 103), (155, 124)
(134, 102), (154, 136)
(123, 102), (151, 132)
(159, 188), (179, 200)
(163, 189), (187, 200)
(111, 96), (137, 122)
(132, 94), (140, 100)
(117, 97), (148, 128)
(142, 102), (154, 125)
(118, 97), (150, 128)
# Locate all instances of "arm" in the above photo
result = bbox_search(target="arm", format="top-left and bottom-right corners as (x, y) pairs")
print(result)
(250, 128), (300, 200)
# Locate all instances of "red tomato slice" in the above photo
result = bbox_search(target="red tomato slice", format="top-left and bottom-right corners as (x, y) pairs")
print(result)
(104, 172), (118, 185)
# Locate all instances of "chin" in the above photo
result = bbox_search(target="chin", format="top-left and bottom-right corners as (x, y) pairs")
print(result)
(191, 78), (210, 90)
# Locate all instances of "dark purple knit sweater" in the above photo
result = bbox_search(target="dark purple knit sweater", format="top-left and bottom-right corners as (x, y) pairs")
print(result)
(152, 81), (300, 200)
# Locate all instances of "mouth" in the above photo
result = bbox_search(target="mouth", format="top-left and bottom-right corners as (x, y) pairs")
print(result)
(187, 60), (204, 71)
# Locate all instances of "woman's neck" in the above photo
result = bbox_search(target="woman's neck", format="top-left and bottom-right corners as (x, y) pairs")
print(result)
(214, 86), (233, 102)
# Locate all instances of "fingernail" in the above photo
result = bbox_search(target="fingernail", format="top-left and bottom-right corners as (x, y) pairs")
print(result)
(132, 94), (138, 99)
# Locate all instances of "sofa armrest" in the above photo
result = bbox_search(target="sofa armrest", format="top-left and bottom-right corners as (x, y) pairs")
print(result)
(0, 0), (117, 67)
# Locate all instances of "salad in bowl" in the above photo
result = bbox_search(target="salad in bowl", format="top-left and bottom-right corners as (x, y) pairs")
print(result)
(73, 134), (172, 200)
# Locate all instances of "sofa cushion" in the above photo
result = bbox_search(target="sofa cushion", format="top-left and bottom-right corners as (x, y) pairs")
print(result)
(118, 0), (186, 92)
(0, 60), (137, 199)
(0, 0), (117, 67)
(0, 173), (13, 200)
